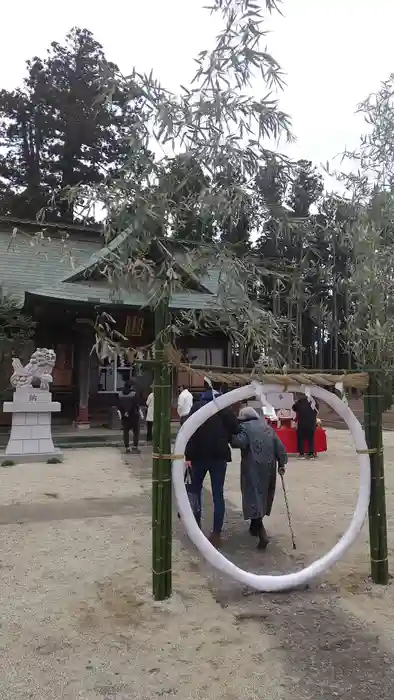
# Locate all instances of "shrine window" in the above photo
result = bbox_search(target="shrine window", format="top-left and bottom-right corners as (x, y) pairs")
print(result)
(124, 315), (144, 337)
(98, 354), (134, 393)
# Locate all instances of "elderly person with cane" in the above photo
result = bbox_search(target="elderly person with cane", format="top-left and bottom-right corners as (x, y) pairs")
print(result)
(232, 406), (288, 549)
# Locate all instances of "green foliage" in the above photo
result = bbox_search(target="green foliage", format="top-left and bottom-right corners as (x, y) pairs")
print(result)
(1, 460), (15, 467)
(315, 70), (394, 416)
(89, 1), (292, 230)
(156, 155), (215, 243)
(70, 0), (294, 364)
(0, 294), (35, 397)
(46, 457), (62, 464)
(254, 159), (330, 366)
(341, 73), (394, 195)
(13, 2), (393, 379)
(0, 28), (148, 222)
(345, 219), (394, 368)
(0, 295), (34, 353)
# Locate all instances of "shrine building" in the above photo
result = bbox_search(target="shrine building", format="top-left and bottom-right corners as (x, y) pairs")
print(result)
(0, 217), (231, 428)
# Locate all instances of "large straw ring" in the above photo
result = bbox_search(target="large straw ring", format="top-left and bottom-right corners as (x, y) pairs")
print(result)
(172, 383), (370, 592)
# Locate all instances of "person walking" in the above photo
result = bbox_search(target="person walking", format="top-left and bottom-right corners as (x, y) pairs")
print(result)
(177, 384), (193, 425)
(200, 378), (221, 402)
(145, 387), (154, 443)
(117, 380), (144, 454)
(231, 406), (288, 549)
(292, 393), (319, 459)
(185, 386), (239, 549)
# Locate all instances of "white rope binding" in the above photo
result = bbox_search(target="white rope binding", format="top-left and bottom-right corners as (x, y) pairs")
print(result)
(301, 384), (317, 412)
(251, 380), (276, 418)
(335, 381), (348, 405)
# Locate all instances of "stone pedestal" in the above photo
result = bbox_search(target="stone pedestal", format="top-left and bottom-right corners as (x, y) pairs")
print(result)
(3, 387), (62, 463)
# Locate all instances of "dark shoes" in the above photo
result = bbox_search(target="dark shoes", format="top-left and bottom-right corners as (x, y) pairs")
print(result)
(208, 532), (223, 549)
(249, 520), (261, 537)
(257, 524), (269, 550)
(249, 519), (269, 549)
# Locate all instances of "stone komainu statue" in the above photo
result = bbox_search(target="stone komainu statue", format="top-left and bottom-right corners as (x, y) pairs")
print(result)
(10, 348), (56, 391)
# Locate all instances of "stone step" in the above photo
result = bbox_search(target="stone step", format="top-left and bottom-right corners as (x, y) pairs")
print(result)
(0, 424), (179, 450)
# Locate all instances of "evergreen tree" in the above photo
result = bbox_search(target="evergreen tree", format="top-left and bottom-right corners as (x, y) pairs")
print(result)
(0, 294), (35, 397)
(0, 28), (146, 222)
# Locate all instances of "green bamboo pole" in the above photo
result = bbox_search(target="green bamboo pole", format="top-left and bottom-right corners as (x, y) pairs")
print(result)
(152, 298), (172, 600)
(363, 371), (389, 584)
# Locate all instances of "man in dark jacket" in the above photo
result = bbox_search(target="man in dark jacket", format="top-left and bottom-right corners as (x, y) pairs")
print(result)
(185, 386), (239, 548)
(117, 380), (144, 454)
(292, 394), (319, 459)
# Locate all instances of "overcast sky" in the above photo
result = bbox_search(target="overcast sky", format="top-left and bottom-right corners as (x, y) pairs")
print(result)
(2, 0), (394, 177)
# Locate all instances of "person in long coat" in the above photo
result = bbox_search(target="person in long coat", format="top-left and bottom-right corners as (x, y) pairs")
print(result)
(232, 406), (288, 549)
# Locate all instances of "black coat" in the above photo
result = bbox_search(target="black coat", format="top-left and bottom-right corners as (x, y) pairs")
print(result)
(185, 401), (239, 463)
(292, 397), (319, 429)
(117, 388), (143, 423)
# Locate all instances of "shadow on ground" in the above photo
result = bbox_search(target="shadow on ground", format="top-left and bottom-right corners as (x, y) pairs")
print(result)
(119, 450), (394, 699)
(154, 464), (394, 700)
(185, 505), (394, 699)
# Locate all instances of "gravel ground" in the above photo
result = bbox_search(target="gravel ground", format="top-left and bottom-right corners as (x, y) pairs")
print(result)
(0, 448), (143, 504)
(0, 432), (394, 699)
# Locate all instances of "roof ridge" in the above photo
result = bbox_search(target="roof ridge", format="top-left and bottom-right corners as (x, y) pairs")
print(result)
(61, 230), (214, 294)
(59, 229), (131, 283)
(0, 215), (101, 235)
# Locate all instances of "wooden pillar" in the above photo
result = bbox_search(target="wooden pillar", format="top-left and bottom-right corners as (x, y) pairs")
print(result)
(226, 340), (232, 367)
(76, 320), (92, 429)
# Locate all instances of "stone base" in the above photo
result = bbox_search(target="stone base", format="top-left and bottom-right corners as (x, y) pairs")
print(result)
(76, 422), (90, 431)
(3, 387), (61, 460)
(1, 450), (63, 464)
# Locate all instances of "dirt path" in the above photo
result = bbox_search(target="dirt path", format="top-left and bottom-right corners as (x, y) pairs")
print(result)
(0, 435), (394, 699)
(177, 488), (394, 700)
(0, 496), (137, 525)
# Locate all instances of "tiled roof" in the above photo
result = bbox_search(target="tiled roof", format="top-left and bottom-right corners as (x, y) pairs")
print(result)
(0, 229), (219, 311)
(0, 231), (99, 305)
(199, 268), (220, 294)
(27, 282), (218, 310)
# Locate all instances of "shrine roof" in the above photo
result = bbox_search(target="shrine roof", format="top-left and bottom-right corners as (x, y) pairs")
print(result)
(0, 224), (219, 310)
(25, 282), (218, 310)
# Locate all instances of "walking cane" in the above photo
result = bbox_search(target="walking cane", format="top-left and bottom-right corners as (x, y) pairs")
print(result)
(280, 473), (297, 550)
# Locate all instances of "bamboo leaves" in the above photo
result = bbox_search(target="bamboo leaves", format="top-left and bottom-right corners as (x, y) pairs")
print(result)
(345, 216), (394, 370)
(68, 0), (295, 365)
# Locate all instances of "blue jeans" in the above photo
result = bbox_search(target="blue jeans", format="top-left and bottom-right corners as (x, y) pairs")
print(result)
(190, 460), (227, 534)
